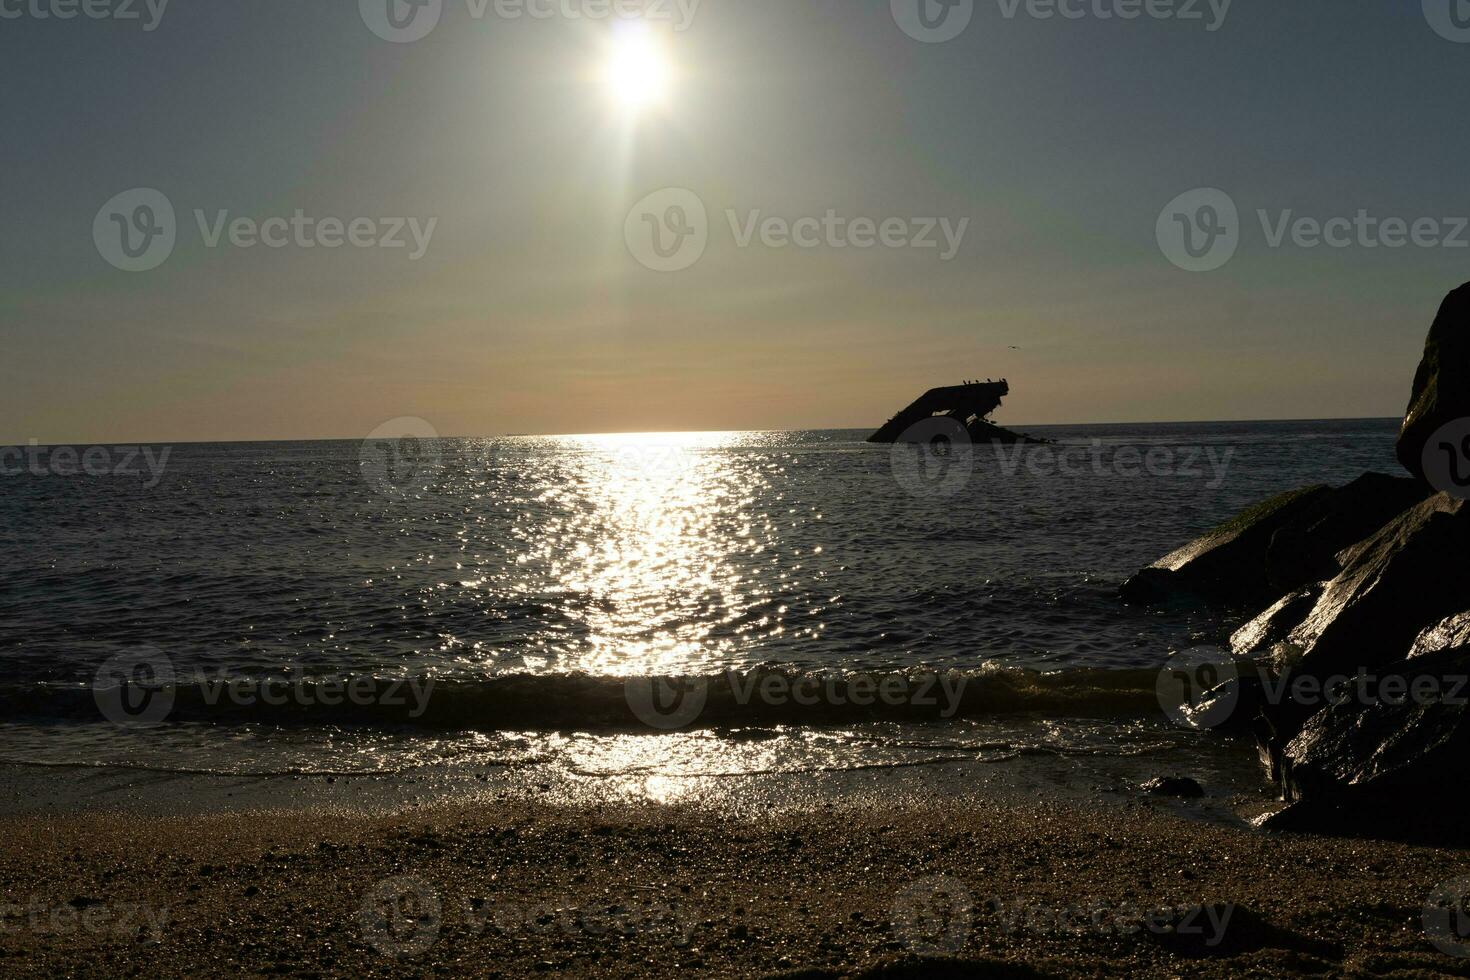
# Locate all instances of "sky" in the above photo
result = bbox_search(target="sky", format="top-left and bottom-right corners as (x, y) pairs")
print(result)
(2, 0), (1468, 442)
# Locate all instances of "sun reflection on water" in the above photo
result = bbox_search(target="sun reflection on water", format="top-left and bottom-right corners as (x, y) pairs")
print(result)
(546, 432), (772, 676)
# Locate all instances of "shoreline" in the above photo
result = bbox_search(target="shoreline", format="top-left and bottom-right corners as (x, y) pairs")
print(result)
(0, 719), (1271, 822)
(2, 786), (1468, 977)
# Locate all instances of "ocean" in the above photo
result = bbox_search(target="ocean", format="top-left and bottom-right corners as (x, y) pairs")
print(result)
(0, 420), (1401, 811)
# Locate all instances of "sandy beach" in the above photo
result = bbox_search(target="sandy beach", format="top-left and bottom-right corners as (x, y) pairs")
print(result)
(4, 779), (1470, 978)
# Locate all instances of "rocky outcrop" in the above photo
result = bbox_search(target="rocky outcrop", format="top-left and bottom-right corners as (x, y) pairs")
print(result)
(1263, 473), (1429, 593)
(1275, 646), (1470, 808)
(1397, 282), (1470, 482)
(1122, 474), (1430, 610)
(1289, 494), (1470, 677)
(1122, 283), (1470, 832)
(1410, 612), (1470, 658)
(1243, 495), (1470, 788)
(1229, 586), (1322, 658)
(1119, 486), (1329, 608)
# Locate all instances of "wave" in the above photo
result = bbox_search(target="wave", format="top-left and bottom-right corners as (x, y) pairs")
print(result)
(0, 664), (1166, 732)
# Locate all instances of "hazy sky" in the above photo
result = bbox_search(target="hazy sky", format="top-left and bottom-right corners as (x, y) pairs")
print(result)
(3, 0), (1468, 442)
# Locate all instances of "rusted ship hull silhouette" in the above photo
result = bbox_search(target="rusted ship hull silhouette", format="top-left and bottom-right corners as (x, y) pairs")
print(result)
(868, 380), (1047, 444)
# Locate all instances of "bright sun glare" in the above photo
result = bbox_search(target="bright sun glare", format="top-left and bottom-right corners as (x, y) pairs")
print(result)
(603, 24), (671, 115)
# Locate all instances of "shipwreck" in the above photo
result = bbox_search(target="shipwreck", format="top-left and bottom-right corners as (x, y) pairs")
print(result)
(868, 379), (1047, 444)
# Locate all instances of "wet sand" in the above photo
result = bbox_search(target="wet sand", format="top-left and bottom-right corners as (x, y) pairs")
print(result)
(4, 785), (1470, 978)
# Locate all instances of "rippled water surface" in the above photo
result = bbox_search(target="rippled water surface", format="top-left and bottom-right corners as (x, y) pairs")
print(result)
(0, 420), (1400, 780)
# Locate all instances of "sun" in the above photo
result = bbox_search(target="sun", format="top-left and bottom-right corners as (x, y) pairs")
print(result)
(602, 23), (672, 115)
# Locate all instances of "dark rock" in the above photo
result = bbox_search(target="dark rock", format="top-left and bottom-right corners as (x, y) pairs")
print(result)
(1275, 646), (1470, 814)
(1290, 493), (1470, 678)
(1230, 586), (1323, 657)
(1263, 473), (1430, 593)
(1396, 282), (1470, 482)
(1248, 495), (1470, 775)
(1189, 671), (1278, 735)
(1140, 776), (1204, 798)
(1115, 567), (1180, 606)
(1123, 474), (1430, 610)
(1410, 611), (1470, 658)
(1120, 485), (1329, 607)
(1257, 794), (1470, 844)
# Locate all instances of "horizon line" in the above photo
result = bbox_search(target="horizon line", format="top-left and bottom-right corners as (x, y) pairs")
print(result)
(2, 415), (1403, 448)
